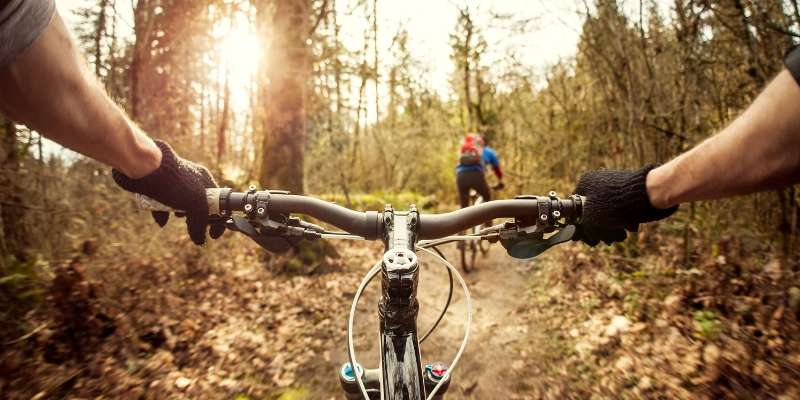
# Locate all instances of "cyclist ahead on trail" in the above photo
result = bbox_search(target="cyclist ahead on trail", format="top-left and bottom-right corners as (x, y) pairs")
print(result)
(455, 133), (504, 208)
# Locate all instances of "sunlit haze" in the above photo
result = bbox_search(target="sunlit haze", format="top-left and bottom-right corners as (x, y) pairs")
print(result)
(57, 1), (591, 102)
(46, 0), (670, 154)
(213, 9), (262, 110)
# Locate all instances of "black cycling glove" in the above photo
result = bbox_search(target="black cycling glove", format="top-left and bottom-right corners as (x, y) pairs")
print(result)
(112, 140), (225, 245)
(572, 165), (678, 246)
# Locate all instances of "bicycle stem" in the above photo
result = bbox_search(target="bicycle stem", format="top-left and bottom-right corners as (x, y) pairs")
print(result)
(377, 204), (427, 399)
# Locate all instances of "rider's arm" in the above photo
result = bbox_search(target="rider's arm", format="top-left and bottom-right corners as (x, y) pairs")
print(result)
(647, 69), (800, 208)
(484, 148), (504, 180)
(0, 2), (221, 244)
(573, 67), (800, 246)
(0, 9), (161, 178)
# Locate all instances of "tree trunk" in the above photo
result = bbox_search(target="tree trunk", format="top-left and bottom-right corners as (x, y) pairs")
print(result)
(463, 13), (473, 131)
(93, 0), (109, 77)
(372, 0), (380, 125)
(778, 187), (798, 256)
(0, 119), (26, 261)
(200, 84), (206, 153)
(256, 0), (308, 194)
(217, 67), (231, 167)
(130, 0), (154, 122)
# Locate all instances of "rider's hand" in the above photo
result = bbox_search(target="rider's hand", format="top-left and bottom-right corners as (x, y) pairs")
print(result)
(112, 140), (225, 245)
(572, 165), (678, 246)
(493, 181), (505, 190)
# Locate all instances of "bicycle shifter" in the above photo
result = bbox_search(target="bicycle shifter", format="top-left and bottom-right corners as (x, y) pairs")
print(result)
(500, 225), (576, 259)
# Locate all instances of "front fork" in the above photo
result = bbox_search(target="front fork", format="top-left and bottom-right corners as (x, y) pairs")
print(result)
(340, 205), (452, 399)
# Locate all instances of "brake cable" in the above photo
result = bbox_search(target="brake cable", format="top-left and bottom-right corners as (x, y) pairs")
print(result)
(418, 246), (453, 344)
(347, 262), (382, 400)
(417, 234), (481, 248)
(319, 232), (366, 241)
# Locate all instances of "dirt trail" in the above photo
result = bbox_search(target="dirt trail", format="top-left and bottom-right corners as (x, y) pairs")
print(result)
(321, 245), (544, 399)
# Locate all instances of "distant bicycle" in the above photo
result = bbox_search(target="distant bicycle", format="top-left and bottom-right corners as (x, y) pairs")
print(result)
(459, 182), (504, 273)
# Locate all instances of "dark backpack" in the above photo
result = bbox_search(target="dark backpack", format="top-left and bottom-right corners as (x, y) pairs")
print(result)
(459, 135), (483, 166)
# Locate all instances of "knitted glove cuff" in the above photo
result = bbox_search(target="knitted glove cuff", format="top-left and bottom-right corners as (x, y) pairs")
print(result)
(577, 164), (677, 228)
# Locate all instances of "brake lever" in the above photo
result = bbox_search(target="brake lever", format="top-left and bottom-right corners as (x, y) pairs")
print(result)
(500, 225), (577, 260)
(225, 213), (328, 253)
(226, 215), (294, 253)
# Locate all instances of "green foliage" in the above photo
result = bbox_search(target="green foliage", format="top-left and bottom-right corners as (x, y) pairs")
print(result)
(0, 256), (46, 338)
(275, 388), (310, 400)
(317, 191), (439, 212)
(0, 257), (43, 297)
(692, 310), (722, 340)
(580, 295), (601, 312)
(623, 293), (641, 317)
(279, 240), (341, 276)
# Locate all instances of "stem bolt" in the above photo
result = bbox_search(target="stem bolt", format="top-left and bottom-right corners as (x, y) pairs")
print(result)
(244, 204), (253, 212)
(540, 214), (548, 221)
(257, 207), (266, 215)
(553, 210), (561, 218)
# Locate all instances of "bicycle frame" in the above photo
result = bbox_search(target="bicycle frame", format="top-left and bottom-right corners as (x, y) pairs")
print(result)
(378, 205), (426, 399)
(340, 205), (451, 400)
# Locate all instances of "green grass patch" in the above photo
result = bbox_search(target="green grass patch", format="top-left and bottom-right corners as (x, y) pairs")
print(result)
(317, 191), (439, 212)
(692, 310), (722, 340)
(275, 387), (310, 400)
(623, 293), (641, 317)
(0, 255), (46, 338)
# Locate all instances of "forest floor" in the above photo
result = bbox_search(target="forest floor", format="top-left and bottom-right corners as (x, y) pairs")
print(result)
(309, 244), (544, 399)
(2, 227), (800, 399)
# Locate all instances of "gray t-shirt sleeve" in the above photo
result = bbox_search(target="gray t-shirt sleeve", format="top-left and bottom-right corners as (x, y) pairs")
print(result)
(0, 0), (56, 68)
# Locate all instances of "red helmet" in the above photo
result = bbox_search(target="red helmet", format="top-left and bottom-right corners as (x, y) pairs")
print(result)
(468, 133), (485, 146)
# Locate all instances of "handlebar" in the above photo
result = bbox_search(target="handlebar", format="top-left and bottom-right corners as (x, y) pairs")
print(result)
(135, 189), (584, 241)
(233, 192), (382, 240)
(418, 198), (579, 239)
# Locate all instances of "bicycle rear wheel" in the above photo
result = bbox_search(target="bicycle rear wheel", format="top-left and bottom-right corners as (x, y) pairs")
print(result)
(477, 238), (490, 256)
(460, 240), (477, 273)
(460, 193), (485, 273)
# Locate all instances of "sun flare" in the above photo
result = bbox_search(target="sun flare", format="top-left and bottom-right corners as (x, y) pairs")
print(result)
(214, 18), (262, 109)
(219, 26), (262, 80)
